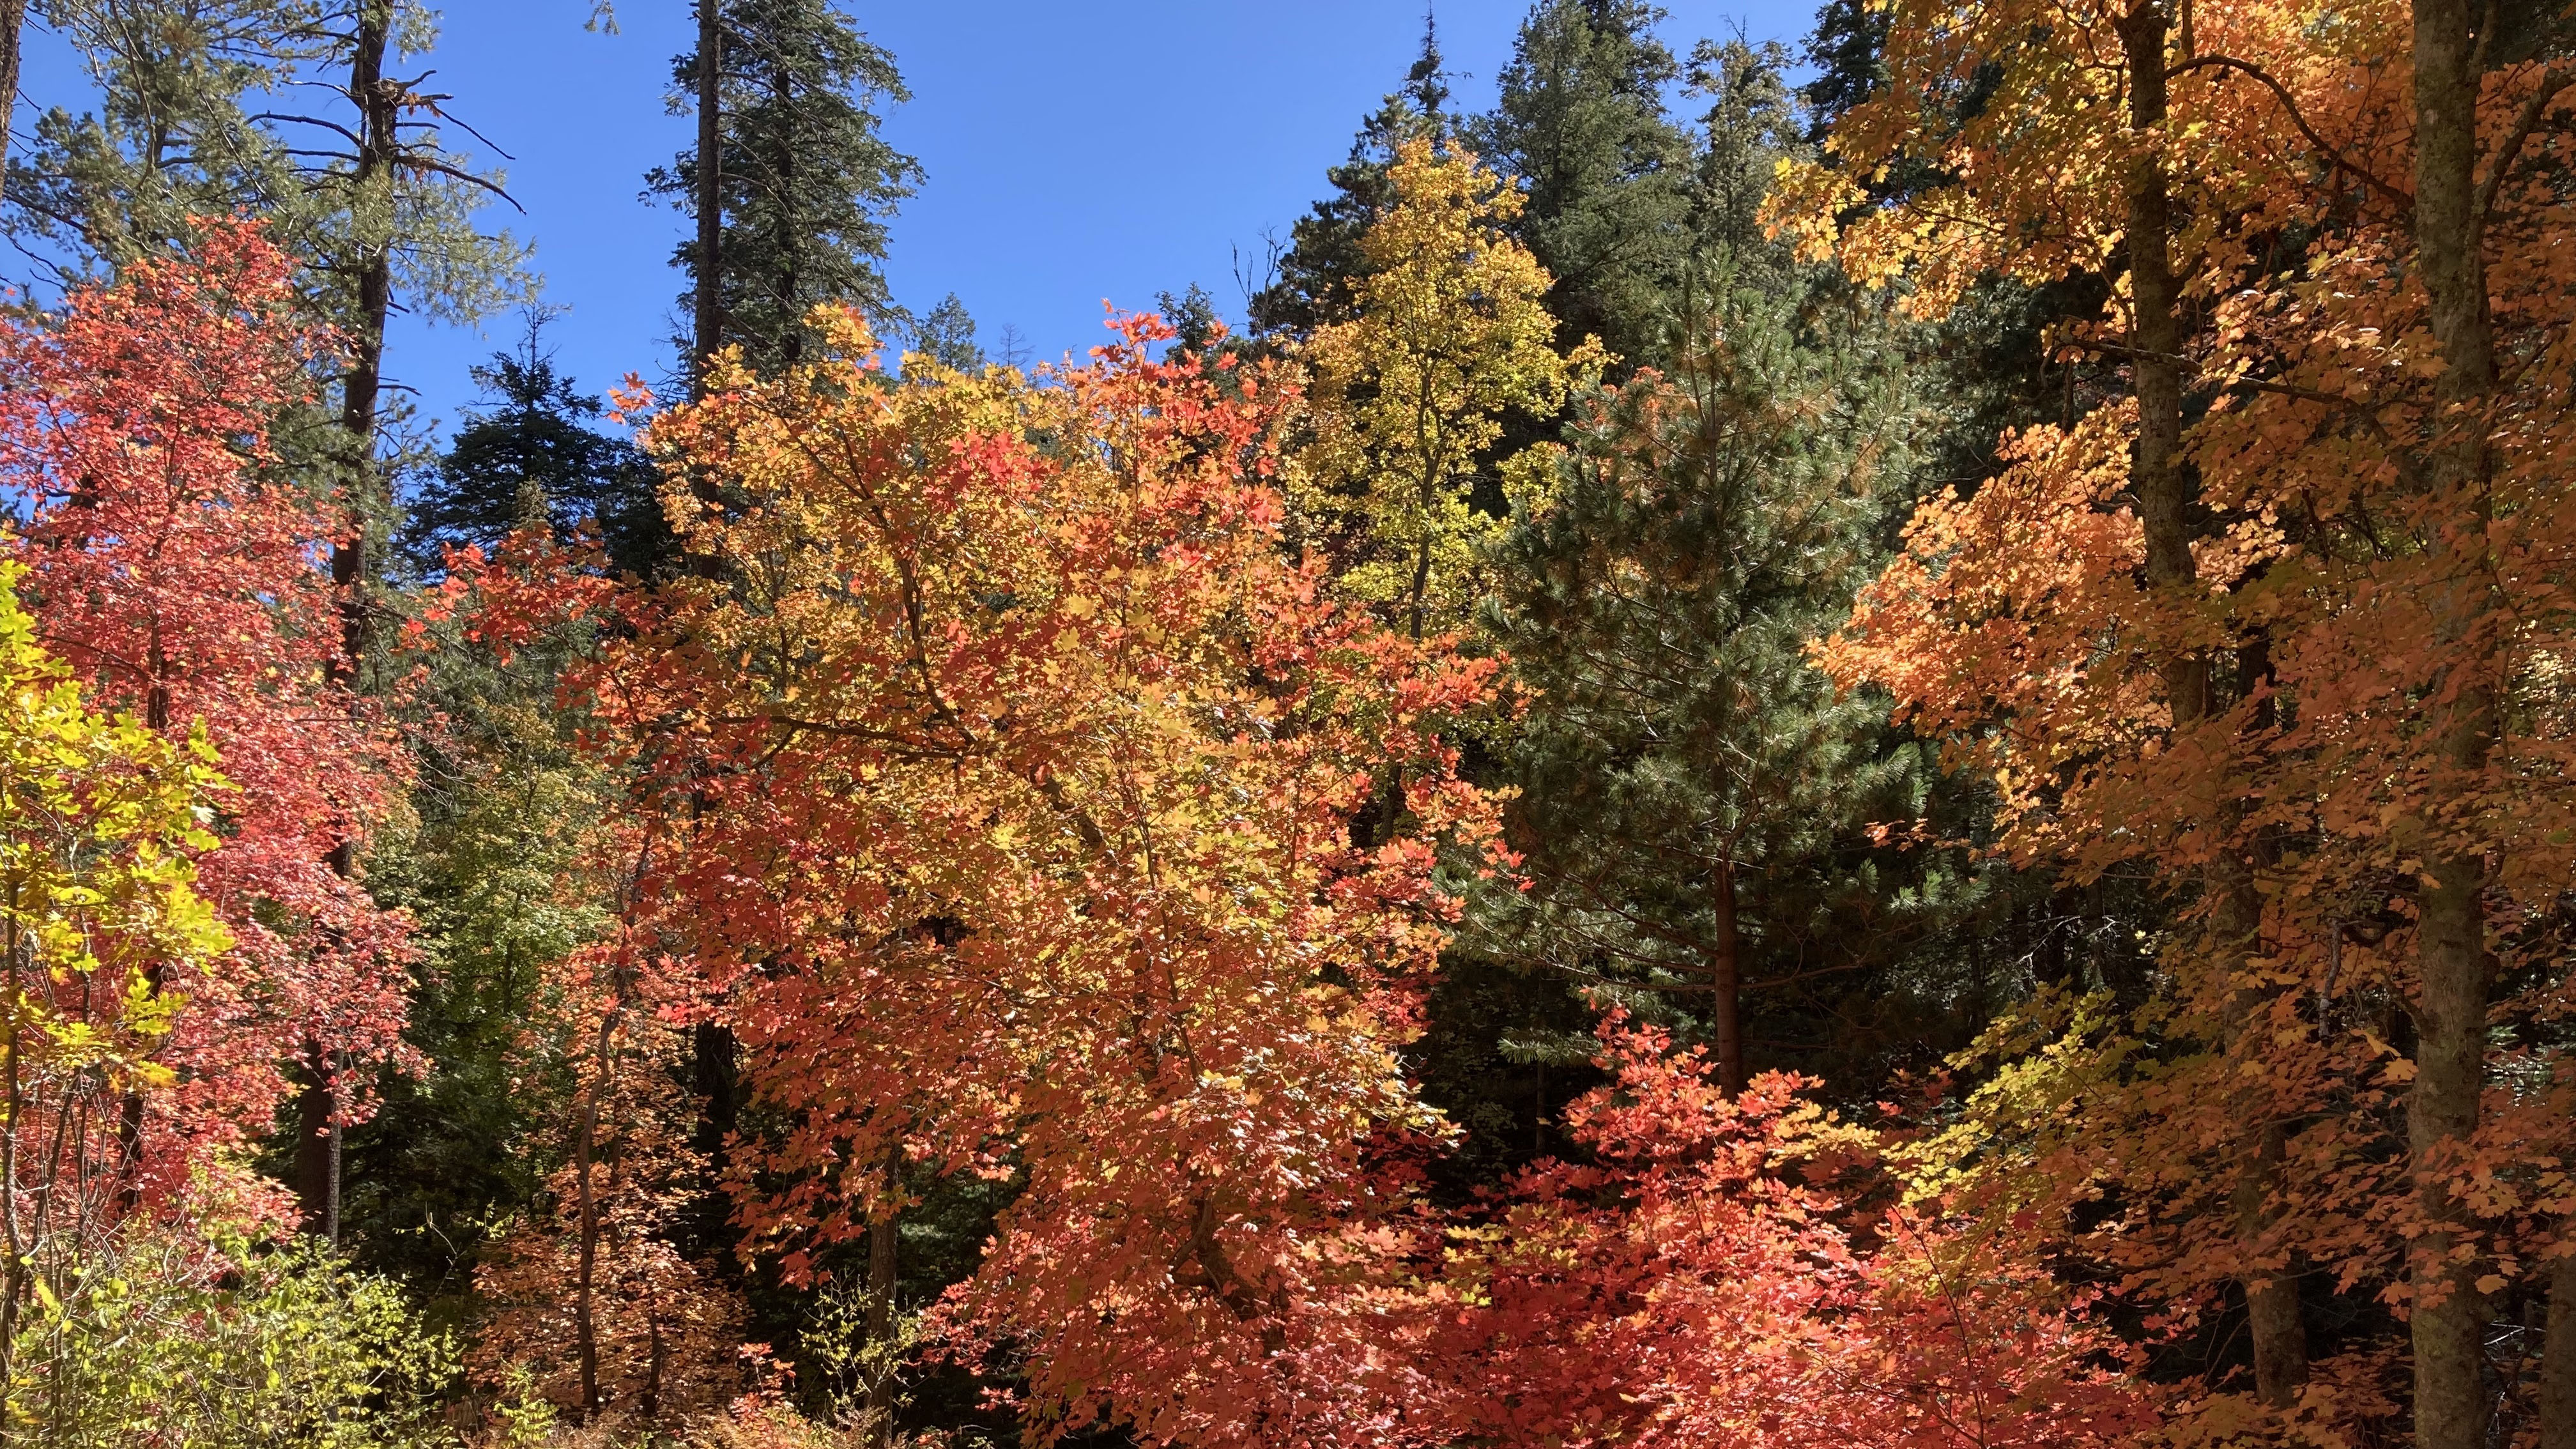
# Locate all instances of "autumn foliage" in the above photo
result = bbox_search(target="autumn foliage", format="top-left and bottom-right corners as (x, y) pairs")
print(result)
(0, 225), (415, 1218)
(5, 2), (2573, 1444)
(0, 560), (232, 1319)
(1432, 1016), (2150, 1449)
(1296, 138), (1591, 640)
(542, 308), (1494, 1443)
(379, 296), (2156, 1449)
(1782, 0), (2576, 1439)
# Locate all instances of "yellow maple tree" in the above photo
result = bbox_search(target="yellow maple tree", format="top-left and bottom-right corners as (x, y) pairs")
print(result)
(0, 554), (230, 1354)
(1298, 138), (1597, 641)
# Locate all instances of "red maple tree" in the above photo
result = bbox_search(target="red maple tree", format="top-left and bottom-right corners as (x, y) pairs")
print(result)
(0, 222), (417, 1215)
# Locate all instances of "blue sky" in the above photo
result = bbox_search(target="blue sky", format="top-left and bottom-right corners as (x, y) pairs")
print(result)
(15, 1), (1816, 438)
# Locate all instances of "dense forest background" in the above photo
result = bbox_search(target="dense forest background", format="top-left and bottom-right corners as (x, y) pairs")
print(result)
(0, 1), (2571, 1446)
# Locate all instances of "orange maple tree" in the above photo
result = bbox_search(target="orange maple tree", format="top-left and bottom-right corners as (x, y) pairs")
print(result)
(438, 299), (2200, 1449)
(1782, 0), (2576, 1440)
(547, 309), (1501, 1446)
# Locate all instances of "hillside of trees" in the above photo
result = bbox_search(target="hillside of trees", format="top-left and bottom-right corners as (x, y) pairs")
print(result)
(1, 0), (2572, 1446)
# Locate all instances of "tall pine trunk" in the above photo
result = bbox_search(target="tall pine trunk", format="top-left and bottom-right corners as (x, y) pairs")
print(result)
(2405, 3), (2501, 1445)
(692, 0), (723, 397)
(0, 0), (24, 194)
(682, 0), (740, 1242)
(1708, 860), (1742, 1097)
(300, 0), (399, 1239)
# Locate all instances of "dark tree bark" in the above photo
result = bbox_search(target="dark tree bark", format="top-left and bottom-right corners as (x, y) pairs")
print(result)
(1708, 860), (1743, 1097)
(298, 0), (399, 1239)
(2405, 3), (2503, 1446)
(688, 1016), (739, 1265)
(2115, 0), (2310, 1404)
(2113, 0), (2190, 643)
(572, 1009), (619, 1422)
(2543, 1247), (2576, 1449)
(693, 0), (723, 397)
(864, 1151), (900, 1449)
(0, 0), (26, 195)
(113, 657), (177, 1214)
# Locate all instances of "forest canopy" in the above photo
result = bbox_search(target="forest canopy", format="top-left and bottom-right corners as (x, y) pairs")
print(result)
(0, 2), (2571, 1448)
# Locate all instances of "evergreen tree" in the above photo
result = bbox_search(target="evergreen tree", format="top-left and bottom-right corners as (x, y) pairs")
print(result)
(1246, 13), (1450, 338)
(406, 322), (667, 580)
(1466, 0), (1696, 370)
(4, 0), (528, 403)
(343, 687), (609, 1296)
(1799, 0), (1890, 141)
(1154, 282), (1223, 356)
(1473, 266), (1935, 1096)
(2, 0), (319, 277)
(904, 291), (985, 372)
(351, 323), (652, 1279)
(1683, 37), (1802, 261)
(0, 0), (24, 192)
(651, 0), (921, 377)
(1777, 0), (2152, 1037)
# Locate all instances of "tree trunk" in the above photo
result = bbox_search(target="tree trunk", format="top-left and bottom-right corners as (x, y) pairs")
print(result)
(114, 661), (176, 1216)
(2542, 1248), (2576, 1449)
(1966, 921), (1988, 1027)
(689, 1018), (738, 1263)
(332, 0), (398, 671)
(2114, 0), (2192, 667)
(1, 912), (23, 1446)
(572, 1011), (618, 1422)
(2409, 859), (2494, 1449)
(293, 1053), (341, 1242)
(0, 0), (26, 196)
(2117, 2), (2311, 1406)
(864, 1151), (900, 1449)
(2038, 888), (2078, 986)
(2227, 634), (2309, 1407)
(643, 1315), (667, 1423)
(2231, 1115), (2308, 1405)
(1710, 859), (1743, 1097)
(2407, 3), (2501, 1446)
(692, 0), (723, 397)
(298, 0), (398, 1239)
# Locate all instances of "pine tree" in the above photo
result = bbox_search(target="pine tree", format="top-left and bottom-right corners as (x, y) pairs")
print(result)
(1798, 0), (1889, 141)
(1154, 283), (1223, 356)
(1682, 38), (1801, 261)
(3, 0), (527, 407)
(903, 292), (985, 372)
(1466, 0), (1696, 369)
(1779, 0), (2144, 1031)
(0, 0), (24, 194)
(2, 0), (323, 277)
(407, 321), (666, 580)
(652, 0), (921, 378)
(1475, 267), (1930, 1096)
(1246, 13), (1451, 339)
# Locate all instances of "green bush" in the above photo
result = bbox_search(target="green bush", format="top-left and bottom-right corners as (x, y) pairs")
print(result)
(4, 1227), (462, 1448)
